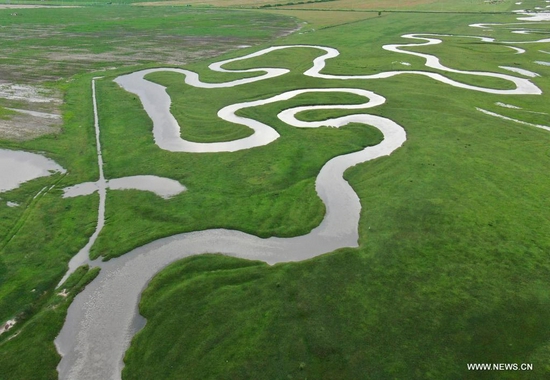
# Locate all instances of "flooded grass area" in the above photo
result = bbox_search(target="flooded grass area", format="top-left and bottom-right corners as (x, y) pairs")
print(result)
(0, 5), (297, 140)
(0, 6), (297, 84)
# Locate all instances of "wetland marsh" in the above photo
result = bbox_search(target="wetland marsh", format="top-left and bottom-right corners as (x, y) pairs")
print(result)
(1, 1), (550, 379)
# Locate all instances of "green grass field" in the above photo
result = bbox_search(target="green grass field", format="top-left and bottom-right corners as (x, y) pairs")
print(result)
(1, 0), (550, 379)
(0, 5), (297, 378)
(119, 9), (550, 379)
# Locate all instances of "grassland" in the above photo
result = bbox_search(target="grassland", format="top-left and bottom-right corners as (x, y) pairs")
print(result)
(0, 5), (296, 84)
(1, 0), (550, 379)
(119, 6), (550, 380)
(0, 4), (297, 140)
(282, 0), (517, 12)
(90, 73), (383, 259)
(0, 265), (99, 380)
(137, 0), (515, 12)
(0, 5), (298, 378)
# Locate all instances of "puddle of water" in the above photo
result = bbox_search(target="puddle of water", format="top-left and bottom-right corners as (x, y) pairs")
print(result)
(63, 181), (99, 198)
(0, 148), (65, 192)
(63, 176), (186, 199)
(517, 12), (550, 22)
(495, 102), (521, 109)
(0, 319), (16, 336)
(6, 107), (61, 120)
(0, 83), (59, 103)
(107, 175), (186, 199)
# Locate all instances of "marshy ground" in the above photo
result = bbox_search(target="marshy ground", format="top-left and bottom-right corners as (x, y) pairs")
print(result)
(1, 1), (550, 379)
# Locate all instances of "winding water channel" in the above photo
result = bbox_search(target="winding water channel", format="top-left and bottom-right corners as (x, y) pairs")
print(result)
(53, 9), (547, 380)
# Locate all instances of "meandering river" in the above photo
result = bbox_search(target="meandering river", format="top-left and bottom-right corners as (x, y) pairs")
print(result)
(53, 8), (547, 379)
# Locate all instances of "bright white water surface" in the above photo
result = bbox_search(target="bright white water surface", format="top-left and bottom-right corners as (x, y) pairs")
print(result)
(499, 65), (539, 77)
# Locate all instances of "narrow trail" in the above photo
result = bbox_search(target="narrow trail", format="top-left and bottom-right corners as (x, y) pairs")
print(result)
(57, 78), (106, 287)
(0, 186), (48, 252)
(1, 172), (66, 253)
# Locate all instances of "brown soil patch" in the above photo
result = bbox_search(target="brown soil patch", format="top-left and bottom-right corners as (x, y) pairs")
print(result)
(0, 112), (61, 141)
(0, 6), (298, 141)
(266, 9), (377, 28)
(0, 84), (62, 140)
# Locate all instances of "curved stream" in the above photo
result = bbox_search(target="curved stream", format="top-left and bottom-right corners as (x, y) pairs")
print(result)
(113, 40), (540, 152)
(55, 16), (544, 380)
